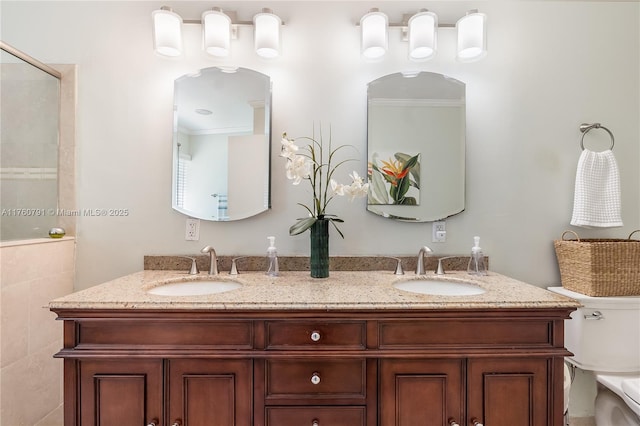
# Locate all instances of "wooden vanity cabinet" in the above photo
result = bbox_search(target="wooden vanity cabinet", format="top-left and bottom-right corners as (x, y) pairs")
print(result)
(466, 358), (551, 426)
(380, 357), (554, 426)
(379, 359), (465, 425)
(71, 358), (251, 426)
(167, 359), (252, 426)
(53, 308), (572, 426)
(76, 359), (163, 426)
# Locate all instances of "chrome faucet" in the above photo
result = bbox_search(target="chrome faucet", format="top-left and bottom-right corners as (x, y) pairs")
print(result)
(200, 245), (218, 275)
(415, 246), (433, 275)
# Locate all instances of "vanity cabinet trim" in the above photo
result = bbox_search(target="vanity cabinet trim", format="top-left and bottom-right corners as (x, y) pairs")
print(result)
(265, 320), (366, 350)
(76, 319), (253, 349)
(52, 307), (575, 426)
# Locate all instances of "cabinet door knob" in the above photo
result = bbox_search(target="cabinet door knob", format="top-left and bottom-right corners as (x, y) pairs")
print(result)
(311, 372), (321, 385)
(171, 421), (182, 426)
(146, 420), (158, 426)
(310, 331), (321, 342)
(448, 420), (460, 426)
(472, 420), (484, 426)
(312, 420), (319, 426)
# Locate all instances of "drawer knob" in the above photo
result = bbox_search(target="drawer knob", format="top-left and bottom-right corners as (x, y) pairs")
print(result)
(312, 420), (319, 426)
(472, 420), (484, 426)
(147, 420), (158, 426)
(310, 331), (321, 342)
(311, 372), (321, 385)
(448, 420), (460, 426)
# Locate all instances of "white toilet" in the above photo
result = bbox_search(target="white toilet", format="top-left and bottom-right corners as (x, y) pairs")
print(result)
(549, 287), (640, 426)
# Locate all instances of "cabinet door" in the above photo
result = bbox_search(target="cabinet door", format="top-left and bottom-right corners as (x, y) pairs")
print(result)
(167, 359), (252, 426)
(467, 358), (549, 426)
(379, 359), (464, 426)
(79, 359), (163, 426)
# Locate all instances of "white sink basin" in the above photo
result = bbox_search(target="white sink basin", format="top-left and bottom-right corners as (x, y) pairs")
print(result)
(147, 280), (242, 296)
(394, 279), (485, 296)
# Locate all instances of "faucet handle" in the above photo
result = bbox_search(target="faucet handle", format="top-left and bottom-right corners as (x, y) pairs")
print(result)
(386, 257), (404, 275)
(229, 256), (247, 275)
(435, 256), (457, 275)
(179, 256), (199, 275)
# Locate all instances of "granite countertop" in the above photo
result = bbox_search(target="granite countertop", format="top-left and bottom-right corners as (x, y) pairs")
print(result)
(49, 269), (580, 311)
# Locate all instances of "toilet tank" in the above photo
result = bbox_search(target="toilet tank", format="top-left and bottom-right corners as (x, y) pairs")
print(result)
(548, 287), (640, 373)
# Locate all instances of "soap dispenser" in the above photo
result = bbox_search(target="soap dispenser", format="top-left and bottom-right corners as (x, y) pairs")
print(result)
(467, 236), (487, 276)
(266, 236), (279, 277)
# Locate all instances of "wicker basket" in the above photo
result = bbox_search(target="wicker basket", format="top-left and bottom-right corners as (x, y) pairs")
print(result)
(554, 230), (640, 296)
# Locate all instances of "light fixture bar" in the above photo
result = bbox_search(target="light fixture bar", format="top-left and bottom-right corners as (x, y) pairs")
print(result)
(183, 11), (285, 26)
(357, 8), (487, 62)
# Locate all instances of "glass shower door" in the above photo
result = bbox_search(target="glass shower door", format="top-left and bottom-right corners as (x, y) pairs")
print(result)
(1, 45), (61, 241)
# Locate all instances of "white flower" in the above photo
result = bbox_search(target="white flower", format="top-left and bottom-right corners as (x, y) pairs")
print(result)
(330, 171), (370, 200)
(280, 135), (299, 159)
(345, 171), (370, 200)
(285, 155), (311, 185)
(330, 179), (345, 196)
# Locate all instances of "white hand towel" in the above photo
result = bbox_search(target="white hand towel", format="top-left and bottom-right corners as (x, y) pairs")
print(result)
(570, 149), (623, 228)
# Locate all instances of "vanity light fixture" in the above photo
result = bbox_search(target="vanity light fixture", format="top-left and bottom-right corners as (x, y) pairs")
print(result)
(253, 8), (282, 59)
(358, 8), (487, 62)
(408, 9), (438, 61)
(456, 9), (487, 62)
(360, 8), (388, 59)
(202, 8), (232, 57)
(151, 6), (283, 58)
(152, 6), (183, 57)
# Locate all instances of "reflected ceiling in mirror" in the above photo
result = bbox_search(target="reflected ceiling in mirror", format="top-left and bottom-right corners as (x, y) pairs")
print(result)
(172, 67), (271, 221)
(367, 71), (465, 222)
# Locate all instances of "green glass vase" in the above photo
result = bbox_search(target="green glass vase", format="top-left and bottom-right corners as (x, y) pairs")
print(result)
(310, 218), (330, 278)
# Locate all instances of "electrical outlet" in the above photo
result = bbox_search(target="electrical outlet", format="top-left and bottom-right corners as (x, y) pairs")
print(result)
(185, 218), (200, 241)
(432, 221), (446, 243)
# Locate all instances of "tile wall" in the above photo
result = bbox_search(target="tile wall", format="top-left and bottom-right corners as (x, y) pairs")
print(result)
(1, 237), (75, 425)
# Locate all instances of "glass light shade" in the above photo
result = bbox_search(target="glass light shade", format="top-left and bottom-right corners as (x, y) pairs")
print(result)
(408, 10), (438, 61)
(202, 9), (231, 57)
(360, 9), (388, 59)
(152, 7), (183, 57)
(253, 9), (281, 59)
(456, 10), (487, 62)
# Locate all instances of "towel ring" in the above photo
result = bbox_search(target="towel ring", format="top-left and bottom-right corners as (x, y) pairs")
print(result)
(579, 123), (615, 151)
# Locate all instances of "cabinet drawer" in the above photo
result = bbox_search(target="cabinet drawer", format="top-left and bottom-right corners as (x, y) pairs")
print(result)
(76, 320), (252, 348)
(266, 406), (366, 426)
(266, 321), (365, 349)
(379, 319), (553, 348)
(266, 359), (366, 400)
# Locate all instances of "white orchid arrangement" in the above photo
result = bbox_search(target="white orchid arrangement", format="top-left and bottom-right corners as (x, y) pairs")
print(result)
(280, 128), (369, 237)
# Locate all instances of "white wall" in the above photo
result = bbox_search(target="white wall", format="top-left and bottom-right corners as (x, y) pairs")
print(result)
(2, 1), (638, 290)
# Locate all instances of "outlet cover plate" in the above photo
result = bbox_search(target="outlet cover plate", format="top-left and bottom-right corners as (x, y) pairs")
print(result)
(432, 221), (446, 243)
(185, 218), (200, 241)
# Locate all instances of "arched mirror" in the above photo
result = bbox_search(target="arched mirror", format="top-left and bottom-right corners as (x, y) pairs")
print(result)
(367, 71), (465, 222)
(172, 67), (271, 221)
